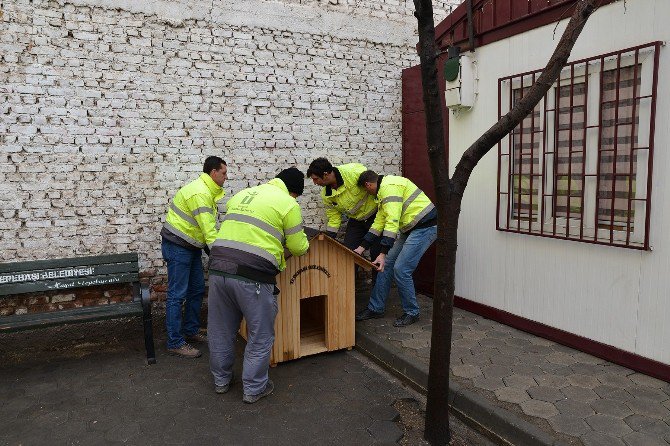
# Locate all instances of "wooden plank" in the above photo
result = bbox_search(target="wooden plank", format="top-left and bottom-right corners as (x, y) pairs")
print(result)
(300, 245), (310, 299)
(277, 264), (290, 362)
(0, 272), (139, 297)
(336, 249), (346, 349)
(300, 334), (328, 357)
(318, 235), (375, 270)
(282, 256), (292, 362)
(0, 302), (142, 332)
(330, 247), (340, 350)
(319, 238), (330, 297)
(339, 248), (347, 349)
(327, 246), (339, 350)
(284, 260), (293, 362)
(324, 242), (334, 350)
(332, 244), (342, 349)
(345, 247), (355, 348)
(0, 253), (138, 274)
(293, 253), (303, 358)
(319, 239), (329, 350)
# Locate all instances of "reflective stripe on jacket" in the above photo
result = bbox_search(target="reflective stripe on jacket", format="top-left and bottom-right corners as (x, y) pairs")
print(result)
(163, 173), (225, 249)
(367, 175), (434, 249)
(211, 178), (309, 272)
(321, 163), (378, 234)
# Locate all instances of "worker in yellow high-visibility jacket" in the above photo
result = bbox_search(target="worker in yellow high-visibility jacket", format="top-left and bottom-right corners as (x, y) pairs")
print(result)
(207, 167), (309, 403)
(161, 156), (227, 359)
(306, 158), (381, 259)
(354, 170), (437, 327)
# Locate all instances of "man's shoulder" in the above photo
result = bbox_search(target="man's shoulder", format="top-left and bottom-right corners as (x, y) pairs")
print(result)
(337, 162), (366, 169)
(176, 176), (206, 198)
(337, 163), (367, 176)
(381, 175), (408, 188)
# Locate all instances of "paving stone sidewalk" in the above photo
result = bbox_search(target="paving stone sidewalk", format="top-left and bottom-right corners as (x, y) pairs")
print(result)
(355, 291), (670, 446)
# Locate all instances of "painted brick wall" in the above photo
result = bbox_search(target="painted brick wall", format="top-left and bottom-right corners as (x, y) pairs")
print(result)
(0, 0), (460, 308)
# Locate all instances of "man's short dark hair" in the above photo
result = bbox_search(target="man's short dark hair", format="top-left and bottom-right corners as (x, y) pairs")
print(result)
(357, 170), (379, 187)
(203, 156), (226, 174)
(306, 157), (333, 178)
(276, 167), (305, 196)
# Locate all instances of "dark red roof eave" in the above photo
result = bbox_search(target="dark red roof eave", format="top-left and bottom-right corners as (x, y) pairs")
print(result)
(432, 0), (616, 51)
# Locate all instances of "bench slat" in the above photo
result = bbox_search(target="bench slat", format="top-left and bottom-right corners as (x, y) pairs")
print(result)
(0, 302), (143, 332)
(0, 253), (138, 274)
(0, 272), (139, 296)
(0, 262), (138, 290)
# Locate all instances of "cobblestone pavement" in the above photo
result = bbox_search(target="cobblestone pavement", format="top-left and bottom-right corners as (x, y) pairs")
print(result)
(356, 291), (670, 446)
(0, 317), (492, 446)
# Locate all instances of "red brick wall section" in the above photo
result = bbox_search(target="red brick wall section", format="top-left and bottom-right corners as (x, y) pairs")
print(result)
(0, 283), (134, 316)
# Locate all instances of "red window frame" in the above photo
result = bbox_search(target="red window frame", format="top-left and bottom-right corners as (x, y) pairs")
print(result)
(496, 42), (661, 250)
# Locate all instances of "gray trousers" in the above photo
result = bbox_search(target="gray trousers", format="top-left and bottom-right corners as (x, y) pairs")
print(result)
(207, 274), (277, 396)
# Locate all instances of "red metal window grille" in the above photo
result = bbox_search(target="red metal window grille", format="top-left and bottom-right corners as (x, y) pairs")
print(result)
(554, 81), (586, 221)
(598, 65), (640, 233)
(511, 86), (541, 223)
(496, 42), (660, 250)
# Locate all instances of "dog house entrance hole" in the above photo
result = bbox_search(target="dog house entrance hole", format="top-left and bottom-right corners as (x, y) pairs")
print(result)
(300, 294), (327, 356)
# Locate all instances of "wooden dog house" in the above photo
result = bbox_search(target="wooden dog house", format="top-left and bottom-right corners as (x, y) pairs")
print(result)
(241, 231), (374, 365)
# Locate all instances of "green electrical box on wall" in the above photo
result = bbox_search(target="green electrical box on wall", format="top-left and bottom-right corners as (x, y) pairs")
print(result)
(444, 57), (460, 82)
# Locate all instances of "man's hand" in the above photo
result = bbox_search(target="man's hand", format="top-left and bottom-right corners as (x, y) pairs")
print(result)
(372, 253), (386, 272)
(353, 246), (365, 255)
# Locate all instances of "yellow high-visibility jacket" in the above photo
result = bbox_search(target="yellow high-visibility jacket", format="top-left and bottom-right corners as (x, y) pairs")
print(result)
(211, 178), (309, 273)
(321, 163), (378, 234)
(163, 173), (225, 249)
(365, 175), (435, 252)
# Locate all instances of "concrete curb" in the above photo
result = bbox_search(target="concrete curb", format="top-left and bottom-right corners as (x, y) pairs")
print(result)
(355, 326), (570, 446)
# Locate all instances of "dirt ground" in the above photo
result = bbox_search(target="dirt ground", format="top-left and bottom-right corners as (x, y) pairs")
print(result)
(394, 397), (497, 446)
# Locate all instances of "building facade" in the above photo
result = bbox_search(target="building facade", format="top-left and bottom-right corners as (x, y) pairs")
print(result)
(403, 0), (669, 378)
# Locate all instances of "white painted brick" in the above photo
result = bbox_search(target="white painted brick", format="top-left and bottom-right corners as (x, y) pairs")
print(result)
(2, 0), (460, 274)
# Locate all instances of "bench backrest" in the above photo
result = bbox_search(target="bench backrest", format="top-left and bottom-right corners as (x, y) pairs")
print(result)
(0, 253), (140, 297)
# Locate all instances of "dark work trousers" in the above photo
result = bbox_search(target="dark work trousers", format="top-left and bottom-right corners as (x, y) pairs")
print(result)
(343, 214), (382, 284)
(207, 274), (277, 396)
(343, 213), (382, 260)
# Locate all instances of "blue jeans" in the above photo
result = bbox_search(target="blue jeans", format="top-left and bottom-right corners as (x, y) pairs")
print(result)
(162, 239), (205, 349)
(367, 225), (437, 317)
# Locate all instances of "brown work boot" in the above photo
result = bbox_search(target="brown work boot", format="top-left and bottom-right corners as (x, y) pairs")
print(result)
(184, 332), (207, 344)
(167, 343), (201, 359)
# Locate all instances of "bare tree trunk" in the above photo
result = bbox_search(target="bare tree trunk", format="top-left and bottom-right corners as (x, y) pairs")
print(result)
(413, 1), (600, 444)
(412, 1), (452, 444)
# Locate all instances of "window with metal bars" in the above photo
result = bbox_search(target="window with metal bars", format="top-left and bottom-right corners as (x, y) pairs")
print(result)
(497, 42), (660, 250)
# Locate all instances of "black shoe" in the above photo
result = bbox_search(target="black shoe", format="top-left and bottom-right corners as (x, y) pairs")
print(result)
(356, 308), (384, 321)
(393, 313), (419, 327)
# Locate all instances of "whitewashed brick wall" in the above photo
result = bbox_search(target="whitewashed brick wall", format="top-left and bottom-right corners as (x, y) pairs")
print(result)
(0, 0), (460, 282)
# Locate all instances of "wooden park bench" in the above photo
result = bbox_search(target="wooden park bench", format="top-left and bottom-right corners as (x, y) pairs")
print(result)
(0, 253), (156, 364)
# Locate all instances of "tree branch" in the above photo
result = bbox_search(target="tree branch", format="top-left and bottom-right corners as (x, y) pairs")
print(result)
(450, 0), (600, 196)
